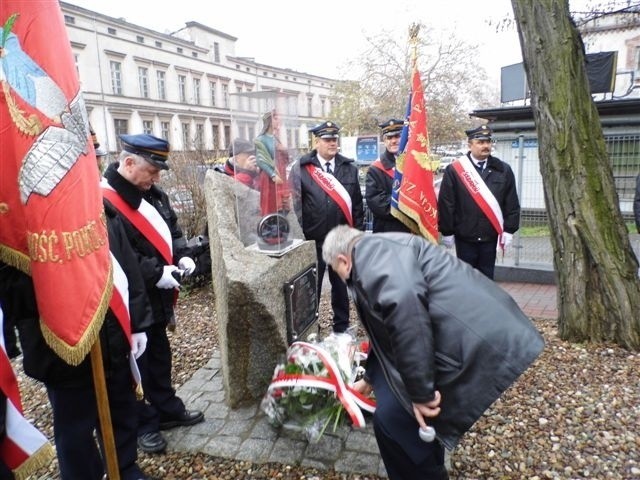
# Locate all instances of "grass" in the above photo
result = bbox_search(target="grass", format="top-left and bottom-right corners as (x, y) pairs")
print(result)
(518, 222), (637, 237)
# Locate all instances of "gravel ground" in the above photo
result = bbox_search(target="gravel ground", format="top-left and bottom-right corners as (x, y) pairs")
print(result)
(15, 283), (640, 479)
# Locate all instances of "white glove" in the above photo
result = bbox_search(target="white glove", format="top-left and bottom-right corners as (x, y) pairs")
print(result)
(131, 332), (147, 359)
(155, 265), (181, 289)
(442, 235), (455, 249)
(178, 256), (196, 276)
(502, 232), (513, 248)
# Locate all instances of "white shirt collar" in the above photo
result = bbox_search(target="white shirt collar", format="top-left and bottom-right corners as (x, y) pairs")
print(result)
(318, 154), (335, 170)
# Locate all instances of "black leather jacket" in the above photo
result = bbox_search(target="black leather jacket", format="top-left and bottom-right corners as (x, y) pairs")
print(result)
(438, 153), (520, 241)
(291, 151), (364, 242)
(347, 232), (544, 450)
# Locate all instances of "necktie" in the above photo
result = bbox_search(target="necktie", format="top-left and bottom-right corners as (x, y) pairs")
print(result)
(477, 161), (485, 172)
(325, 162), (333, 175)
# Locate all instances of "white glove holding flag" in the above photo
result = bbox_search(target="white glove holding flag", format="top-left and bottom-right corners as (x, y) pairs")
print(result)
(131, 332), (148, 359)
(156, 265), (181, 289)
(442, 235), (455, 249)
(178, 256), (196, 276)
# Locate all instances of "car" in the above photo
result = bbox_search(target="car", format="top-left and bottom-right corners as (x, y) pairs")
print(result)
(168, 187), (195, 215)
(438, 156), (458, 173)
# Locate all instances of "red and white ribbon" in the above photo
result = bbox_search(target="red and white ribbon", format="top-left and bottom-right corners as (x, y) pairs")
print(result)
(266, 341), (376, 428)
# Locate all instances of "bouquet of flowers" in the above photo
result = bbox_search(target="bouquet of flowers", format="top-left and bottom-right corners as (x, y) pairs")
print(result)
(261, 331), (375, 443)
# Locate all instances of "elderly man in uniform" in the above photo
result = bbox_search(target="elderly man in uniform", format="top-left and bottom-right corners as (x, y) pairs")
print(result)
(437, 125), (520, 279)
(365, 118), (412, 233)
(290, 121), (364, 333)
(102, 134), (204, 454)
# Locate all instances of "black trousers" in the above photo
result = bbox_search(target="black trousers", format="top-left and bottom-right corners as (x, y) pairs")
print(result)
(47, 363), (143, 480)
(315, 242), (350, 333)
(368, 357), (448, 480)
(136, 322), (185, 434)
(454, 238), (498, 279)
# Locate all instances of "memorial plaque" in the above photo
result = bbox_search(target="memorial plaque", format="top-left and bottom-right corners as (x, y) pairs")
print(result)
(283, 264), (319, 344)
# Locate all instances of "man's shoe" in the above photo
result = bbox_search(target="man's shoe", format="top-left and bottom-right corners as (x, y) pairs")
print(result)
(137, 432), (167, 454)
(158, 409), (204, 430)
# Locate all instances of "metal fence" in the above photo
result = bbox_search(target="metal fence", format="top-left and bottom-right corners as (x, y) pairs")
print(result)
(494, 133), (640, 268)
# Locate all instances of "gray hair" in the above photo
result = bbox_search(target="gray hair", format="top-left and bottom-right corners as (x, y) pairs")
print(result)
(322, 225), (364, 266)
(117, 150), (145, 164)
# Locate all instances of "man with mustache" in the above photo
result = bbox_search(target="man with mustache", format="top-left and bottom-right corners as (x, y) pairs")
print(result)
(437, 125), (520, 279)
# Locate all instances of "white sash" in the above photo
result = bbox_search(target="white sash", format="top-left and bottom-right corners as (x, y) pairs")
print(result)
(101, 178), (173, 263)
(305, 164), (353, 226)
(451, 158), (505, 241)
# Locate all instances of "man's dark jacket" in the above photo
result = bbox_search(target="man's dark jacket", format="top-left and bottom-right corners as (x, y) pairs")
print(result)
(103, 162), (190, 326)
(291, 150), (364, 242)
(0, 203), (152, 388)
(365, 150), (411, 233)
(437, 153), (520, 241)
(347, 232), (544, 450)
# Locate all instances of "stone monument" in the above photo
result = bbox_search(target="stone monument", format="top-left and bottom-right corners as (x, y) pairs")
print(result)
(204, 96), (317, 408)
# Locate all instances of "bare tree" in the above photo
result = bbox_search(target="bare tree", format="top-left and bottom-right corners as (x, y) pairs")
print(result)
(331, 24), (497, 145)
(511, 0), (640, 350)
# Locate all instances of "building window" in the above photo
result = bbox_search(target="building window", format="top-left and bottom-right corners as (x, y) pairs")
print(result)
(142, 120), (153, 135)
(636, 46), (640, 73)
(213, 42), (220, 63)
(110, 61), (122, 95)
(182, 123), (190, 150)
(193, 78), (201, 104)
(192, 52), (198, 58)
(177, 47), (183, 54)
(178, 75), (186, 103)
(107, 27), (116, 35)
(307, 96), (313, 117)
(222, 84), (229, 108)
(160, 121), (170, 141)
(138, 67), (149, 98)
(64, 15), (75, 24)
(74, 54), (80, 78)
(223, 125), (231, 150)
(195, 124), (204, 150)
(114, 119), (128, 148)
(209, 81), (217, 107)
(156, 71), (166, 100)
(155, 40), (162, 48)
(211, 124), (219, 151)
(136, 35), (144, 44)
(321, 98), (326, 117)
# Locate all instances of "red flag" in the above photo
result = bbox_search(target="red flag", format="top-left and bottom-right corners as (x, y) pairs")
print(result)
(0, 1), (111, 365)
(392, 66), (439, 243)
(0, 307), (55, 477)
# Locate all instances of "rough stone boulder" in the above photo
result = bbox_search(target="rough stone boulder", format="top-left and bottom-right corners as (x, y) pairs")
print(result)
(204, 170), (316, 408)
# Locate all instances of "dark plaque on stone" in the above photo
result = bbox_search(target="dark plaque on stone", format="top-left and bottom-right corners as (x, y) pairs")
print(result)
(283, 264), (318, 344)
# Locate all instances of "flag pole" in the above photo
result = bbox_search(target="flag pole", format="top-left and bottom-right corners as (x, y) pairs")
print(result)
(90, 340), (121, 480)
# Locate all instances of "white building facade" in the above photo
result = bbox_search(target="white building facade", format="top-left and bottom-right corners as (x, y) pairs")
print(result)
(61, 2), (336, 156)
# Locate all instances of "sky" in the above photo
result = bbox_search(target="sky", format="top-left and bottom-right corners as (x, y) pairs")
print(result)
(67, 0), (526, 82)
